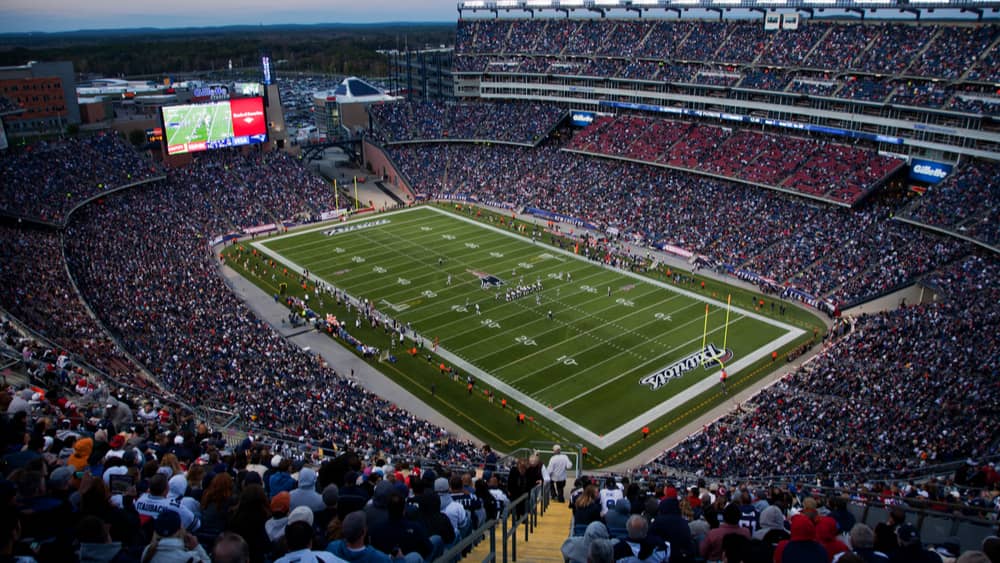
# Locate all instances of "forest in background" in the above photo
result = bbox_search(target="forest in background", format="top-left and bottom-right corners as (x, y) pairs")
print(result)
(0, 23), (455, 77)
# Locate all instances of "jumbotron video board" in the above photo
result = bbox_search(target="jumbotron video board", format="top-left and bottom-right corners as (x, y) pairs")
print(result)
(161, 97), (267, 155)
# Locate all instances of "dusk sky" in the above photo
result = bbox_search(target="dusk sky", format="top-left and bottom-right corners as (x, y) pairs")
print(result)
(0, 0), (458, 33)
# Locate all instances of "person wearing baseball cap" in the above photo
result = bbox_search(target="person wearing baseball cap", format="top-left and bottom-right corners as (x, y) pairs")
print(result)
(891, 523), (942, 563)
(141, 511), (210, 562)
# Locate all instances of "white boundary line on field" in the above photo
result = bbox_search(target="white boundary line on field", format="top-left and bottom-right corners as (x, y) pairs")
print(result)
(251, 205), (806, 449)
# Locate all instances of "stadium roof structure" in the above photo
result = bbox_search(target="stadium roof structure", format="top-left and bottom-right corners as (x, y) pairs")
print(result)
(319, 77), (397, 105)
(458, 0), (1000, 19)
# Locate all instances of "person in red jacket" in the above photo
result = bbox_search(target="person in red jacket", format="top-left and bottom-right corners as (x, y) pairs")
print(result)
(774, 514), (828, 563)
(816, 516), (849, 561)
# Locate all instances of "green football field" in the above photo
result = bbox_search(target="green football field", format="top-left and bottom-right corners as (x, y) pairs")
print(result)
(253, 206), (805, 450)
(162, 103), (233, 147)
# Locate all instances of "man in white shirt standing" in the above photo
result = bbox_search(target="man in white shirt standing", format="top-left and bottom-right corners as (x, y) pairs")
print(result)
(547, 445), (573, 503)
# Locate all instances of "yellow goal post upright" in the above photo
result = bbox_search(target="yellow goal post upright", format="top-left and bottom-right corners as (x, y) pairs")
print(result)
(700, 294), (733, 371)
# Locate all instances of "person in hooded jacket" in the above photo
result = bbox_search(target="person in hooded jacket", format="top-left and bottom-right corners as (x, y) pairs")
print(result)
(413, 493), (455, 550)
(291, 468), (326, 513)
(750, 504), (788, 561)
(562, 521), (613, 563)
(364, 481), (395, 537)
(368, 493), (433, 562)
(817, 516), (850, 561)
(650, 497), (696, 562)
(605, 498), (632, 536)
(773, 514), (828, 563)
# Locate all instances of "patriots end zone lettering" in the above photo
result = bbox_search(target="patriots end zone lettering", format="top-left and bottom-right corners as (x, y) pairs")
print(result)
(640, 344), (734, 390)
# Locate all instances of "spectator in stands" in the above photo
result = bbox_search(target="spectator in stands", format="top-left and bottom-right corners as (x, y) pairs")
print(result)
(266, 491), (293, 546)
(982, 537), (1000, 563)
(817, 516), (850, 561)
(368, 492), (433, 562)
(774, 514), (827, 563)
(277, 520), (342, 563)
(326, 511), (399, 562)
(434, 477), (469, 539)
(890, 524), (943, 563)
(842, 524), (889, 563)
(141, 511), (211, 563)
(291, 467), (325, 513)
(605, 499), (632, 537)
(874, 508), (907, 556)
(613, 515), (668, 563)
(650, 493), (696, 561)
(229, 484), (271, 563)
(574, 485), (603, 527)
(212, 532), (251, 563)
(562, 521), (612, 563)
(701, 504), (749, 560)
(413, 492), (454, 551)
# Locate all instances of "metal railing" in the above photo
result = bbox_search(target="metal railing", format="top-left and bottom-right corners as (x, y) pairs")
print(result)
(433, 482), (551, 563)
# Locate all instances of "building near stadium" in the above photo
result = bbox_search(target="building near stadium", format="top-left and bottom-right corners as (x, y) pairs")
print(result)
(0, 61), (79, 133)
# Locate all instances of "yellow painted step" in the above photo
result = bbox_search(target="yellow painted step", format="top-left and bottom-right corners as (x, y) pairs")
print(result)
(466, 501), (574, 563)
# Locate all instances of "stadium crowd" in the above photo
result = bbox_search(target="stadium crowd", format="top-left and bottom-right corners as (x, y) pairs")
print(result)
(0, 362), (524, 563)
(0, 226), (149, 388)
(0, 132), (161, 223)
(647, 252), (1000, 481)
(453, 19), (1000, 114)
(59, 169), (477, 466)
(563, 114), (903, 205)
(901, 159), (1000, 246)
(368, 101), (563, 145)
(387, 139), (968, 307)
(560, 470), (1000, 563)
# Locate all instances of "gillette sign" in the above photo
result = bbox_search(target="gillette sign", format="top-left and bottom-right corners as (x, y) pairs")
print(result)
(909, 159), (953, 184)
(571, 111), (596, 127)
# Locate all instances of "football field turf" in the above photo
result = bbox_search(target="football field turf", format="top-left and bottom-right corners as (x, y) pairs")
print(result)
(254, 206), (806, 450)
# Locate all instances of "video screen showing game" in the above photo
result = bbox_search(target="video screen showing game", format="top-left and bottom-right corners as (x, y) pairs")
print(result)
(162, 97), (266, 155)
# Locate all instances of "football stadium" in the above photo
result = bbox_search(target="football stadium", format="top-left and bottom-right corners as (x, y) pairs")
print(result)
(1, 2), (999, 562)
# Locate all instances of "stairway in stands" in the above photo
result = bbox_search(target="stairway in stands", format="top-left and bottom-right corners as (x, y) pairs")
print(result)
(467, 500), (572, 563)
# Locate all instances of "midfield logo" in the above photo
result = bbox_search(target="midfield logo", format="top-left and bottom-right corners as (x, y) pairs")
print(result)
(639, 344), (734, 390)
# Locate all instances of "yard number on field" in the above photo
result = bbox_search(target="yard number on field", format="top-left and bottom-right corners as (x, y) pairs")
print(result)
(515, 335), (537, 346)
